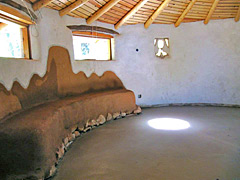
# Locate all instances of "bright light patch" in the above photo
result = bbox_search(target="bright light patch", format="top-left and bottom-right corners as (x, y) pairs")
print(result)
(148, 118), (190, 130)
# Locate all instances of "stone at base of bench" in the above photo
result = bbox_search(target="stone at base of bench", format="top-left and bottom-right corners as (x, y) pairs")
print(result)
(33, 106), (142, 179)
(0, 90), (137, 180)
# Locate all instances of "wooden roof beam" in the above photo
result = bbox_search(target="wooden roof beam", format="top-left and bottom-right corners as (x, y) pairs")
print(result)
(59, 0), (90, 17)
(144, 0), (171, 29)
(86, 0), (121, 25)
(204, 0), (219, 24)
(115, 0), (148, 29)
(175, 0), (197, 27)
(235, 5), (240, 22)
(32, 0), (54, 11)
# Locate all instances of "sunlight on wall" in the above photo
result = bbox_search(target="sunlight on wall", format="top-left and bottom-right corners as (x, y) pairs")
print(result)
(148, 118), (190, 130)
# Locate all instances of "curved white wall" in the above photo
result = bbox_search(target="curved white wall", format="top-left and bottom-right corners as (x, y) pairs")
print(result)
(115, 21), (240, 106)
(0, 1), (239, 106)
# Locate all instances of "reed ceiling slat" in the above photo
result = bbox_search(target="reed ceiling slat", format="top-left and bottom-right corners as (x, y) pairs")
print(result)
(26, 0), (240, 27)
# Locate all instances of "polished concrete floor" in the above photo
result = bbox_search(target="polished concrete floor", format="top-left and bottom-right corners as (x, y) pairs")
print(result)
(53, 107), (240, 180)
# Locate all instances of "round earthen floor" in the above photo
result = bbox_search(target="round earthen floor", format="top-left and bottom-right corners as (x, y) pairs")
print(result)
(53, 107), (240, 180)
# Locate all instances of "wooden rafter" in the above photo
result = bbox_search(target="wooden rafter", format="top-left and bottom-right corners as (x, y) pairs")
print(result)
(32, 0), (54, 11)
(24, 0), (32, 3)
(235, 5), (240, 22)
(115, 0), (148, 29)
(59, 0), (90, 17)
(86, 0), (121, 25)
(144, 0), (172, 29)
(175, 0), (197, 27)
(204, 0), (220, 24)
(25, 0), (239, 26)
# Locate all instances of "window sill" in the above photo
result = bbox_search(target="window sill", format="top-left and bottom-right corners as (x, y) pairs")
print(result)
(0, 57), (38, 61)
(75, 59), (116, 62)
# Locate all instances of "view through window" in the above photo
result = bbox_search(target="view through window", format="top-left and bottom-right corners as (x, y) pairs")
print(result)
(0, 21), (24, 58)
(73, 35), (112, 61)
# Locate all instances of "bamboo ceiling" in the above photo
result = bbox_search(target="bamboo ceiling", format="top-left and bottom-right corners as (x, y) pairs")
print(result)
(28, 0), (240, 29)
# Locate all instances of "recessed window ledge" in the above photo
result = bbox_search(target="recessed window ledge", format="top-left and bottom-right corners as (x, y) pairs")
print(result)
(75, 59), (116, 62)
(0, 57), (38, 61)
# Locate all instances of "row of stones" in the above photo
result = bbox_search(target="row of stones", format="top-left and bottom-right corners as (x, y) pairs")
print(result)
(47, 106), (142, 178)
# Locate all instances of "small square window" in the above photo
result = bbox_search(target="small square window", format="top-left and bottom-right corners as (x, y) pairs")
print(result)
(72, 34), (113, 61)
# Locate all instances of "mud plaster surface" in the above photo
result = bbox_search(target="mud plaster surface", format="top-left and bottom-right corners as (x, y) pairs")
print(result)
(0, 46), (136, 179)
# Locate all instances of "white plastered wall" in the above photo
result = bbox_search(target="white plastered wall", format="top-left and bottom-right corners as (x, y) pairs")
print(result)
(0, 1), (239, 106)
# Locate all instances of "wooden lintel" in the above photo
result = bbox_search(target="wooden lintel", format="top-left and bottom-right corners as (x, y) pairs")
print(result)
(235, 5), (240, 22)
(204, 0), (220, 24)
(175, 0), (197, 27)
(32, 0), (54, 11)
(115, 0), (148, 29)
(0, 0), (37, 21)
(67, 25), (119, 35)
(144, 0), (172, 29)
(0, 3), (34, 25)
(59, 0), (90, 17)
(86, 0), (121, 24)
(73, 31), (113, 39)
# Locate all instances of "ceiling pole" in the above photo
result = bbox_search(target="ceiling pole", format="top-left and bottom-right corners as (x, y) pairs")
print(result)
(175, 0), (197, 27)
(32, 0), (55, 11)
(115, 0), (148, 29)
(86, 0), (121, 25)
(59, 0), (90, 17)
(204, 0), (220, 24)
(144, 0), (172, 29)
(235, 5), (240, 22)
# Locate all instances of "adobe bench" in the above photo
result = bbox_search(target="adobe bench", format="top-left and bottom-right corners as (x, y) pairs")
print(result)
(0, 46), (139, 180)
